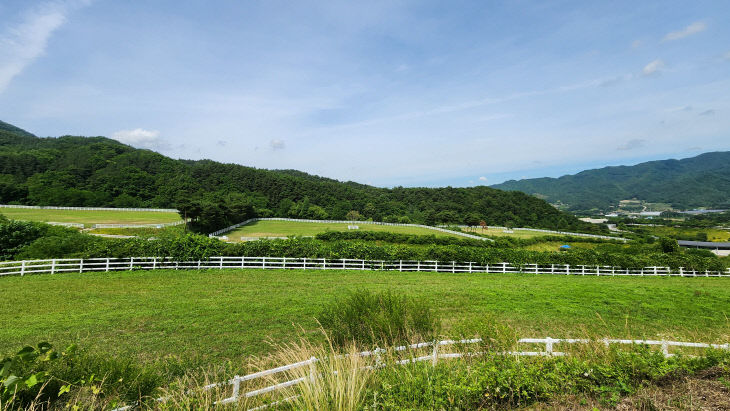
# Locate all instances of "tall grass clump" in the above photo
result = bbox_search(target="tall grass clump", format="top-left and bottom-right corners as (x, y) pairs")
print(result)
(317, 290), (440, 348)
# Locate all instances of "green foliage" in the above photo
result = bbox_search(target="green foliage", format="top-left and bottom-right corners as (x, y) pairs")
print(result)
(318, 290), (440, 348)
(0, 341), (169, 409)
(658, 237), (680, 253)
(368, 346), (730, 409)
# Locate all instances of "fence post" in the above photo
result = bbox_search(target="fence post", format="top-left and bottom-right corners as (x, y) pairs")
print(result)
(399, 260), (403, 271)
(362, 259), (365, 270)
(468, 262), (472, 273)
(303, 258), (307, 270)
(654, 266), (657, 276)
(323, 258), (326, 270)
(434, 261), (438, 272)
(417, 261), (420, 272)
(263, 257), (266, 270)
(106, 258), (110, 272)
(502, 263), (506, 274)
(596, 265), (599, 276)
(452, 261), (455, 273)
(566, 264), (570, 275)
(129, 257), (134, 270)
(51, 259), (56, 275)
(231, 376), (240, 400)
(661, 341), (669, 357)
(20, 260), (26, 276)
(219, 258), (223, 270)
(309, 357), (317, 384)
(79, 259), (83, 273)
(432, 343), (438, 366)
(545, 337), (554, 356)
(679, 267), (684, 276)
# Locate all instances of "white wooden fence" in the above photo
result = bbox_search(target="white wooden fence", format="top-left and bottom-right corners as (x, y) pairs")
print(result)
(90, 220), (186, 229)
(2, 256), (728, 277)
(0, 204), (178, 212)
(114, 336), (730, 410)
(208, 218), (494, 242)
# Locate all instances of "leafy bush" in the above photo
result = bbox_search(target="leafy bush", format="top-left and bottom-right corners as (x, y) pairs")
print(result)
(317, 290), (440, 348)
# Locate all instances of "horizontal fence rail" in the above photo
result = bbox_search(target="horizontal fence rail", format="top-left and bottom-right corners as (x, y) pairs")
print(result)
(208, 218), (494, 242)
(0, 204), (178, 212)
(1, 256), (728, 278)
(112, 336), (730, 411)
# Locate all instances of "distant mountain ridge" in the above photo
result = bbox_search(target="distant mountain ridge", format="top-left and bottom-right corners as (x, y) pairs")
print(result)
(0, 120), (602, 233)
(491, 152), (730, 213)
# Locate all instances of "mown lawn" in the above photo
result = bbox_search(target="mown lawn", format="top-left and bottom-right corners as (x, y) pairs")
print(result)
(1, 269), (728, 366)
(227, 220), (464, 240)
(0, 208), (181, 226)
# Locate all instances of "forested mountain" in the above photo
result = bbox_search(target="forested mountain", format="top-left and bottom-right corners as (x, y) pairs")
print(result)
(0, 121), (601, 232)
(492, 152), (730, 213)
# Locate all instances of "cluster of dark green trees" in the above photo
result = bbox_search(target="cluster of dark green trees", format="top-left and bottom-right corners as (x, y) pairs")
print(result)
(0, 121), (603, 233)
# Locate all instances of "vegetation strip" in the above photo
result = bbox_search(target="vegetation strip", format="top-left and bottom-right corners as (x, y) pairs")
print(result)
(113, 336), (730, 410)
(2, 256), (729, 277)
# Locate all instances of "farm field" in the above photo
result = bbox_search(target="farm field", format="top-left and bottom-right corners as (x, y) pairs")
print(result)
(628, 225), (730, 242)
(226, 219), (466, 240)
(460, 226), (571, 239)
(0, 208), (182, 227)
(1, 269), (728, 366)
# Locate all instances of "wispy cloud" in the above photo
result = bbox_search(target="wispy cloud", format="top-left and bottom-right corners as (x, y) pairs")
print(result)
(112, 128), (167, 150)
(698, 109), (715, 116)
(642, 59), (665, 76)
(617, 139), (646, 151)
(269, 139), (285, 150)
(0, 1), (88, 93)
(663, 21), (706, 41)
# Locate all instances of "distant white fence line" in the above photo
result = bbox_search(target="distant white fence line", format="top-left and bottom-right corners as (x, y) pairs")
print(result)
(2, 256), (728, 278)
(91, 220), (186, 229)
(46, 222), (85, 228)
(208, 218), (494, 242)
(0, 204), (178, 212)
(449, 225), (628, 242)
(113, 336), (730, 410)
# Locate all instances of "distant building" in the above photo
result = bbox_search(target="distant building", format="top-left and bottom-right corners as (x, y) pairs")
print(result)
(677, 240), (730, 257)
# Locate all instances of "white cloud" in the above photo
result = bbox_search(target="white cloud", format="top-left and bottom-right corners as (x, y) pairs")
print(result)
(269, 139), (285, 150)
(478, 176), (488, 182)
(0, 2), (89, 93)
(663, 21), (706, 41)
(617, 139), (646, 151)
(112, 128), (165, 149)
(642, 59), (665, 76)
(631, 39), (642, 49)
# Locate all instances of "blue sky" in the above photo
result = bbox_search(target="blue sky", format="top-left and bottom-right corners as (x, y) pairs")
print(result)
(0, 0), (728, 187)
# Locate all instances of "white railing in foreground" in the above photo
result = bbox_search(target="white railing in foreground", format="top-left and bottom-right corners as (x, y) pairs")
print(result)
(0, 204), (178, 212)
(208, 218), (494, 242)
(1, 256), (729, 277)
(113, 336), (730, 410)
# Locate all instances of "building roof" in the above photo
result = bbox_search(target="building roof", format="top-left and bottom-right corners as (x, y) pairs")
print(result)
(677, 240), (730, 249)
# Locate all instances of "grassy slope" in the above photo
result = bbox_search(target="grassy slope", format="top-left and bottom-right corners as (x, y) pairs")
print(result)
(226, 220), (465, 240)
(0, 208), (181, 225)
(1, 269), (728, 365)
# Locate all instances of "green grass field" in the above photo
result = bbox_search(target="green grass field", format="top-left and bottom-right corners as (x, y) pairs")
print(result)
(0, 208), (182, 227)
(460, 227), (561, 239)
(629, 225), (730, 242)
(1, 269), (728, 366)
(227, 220), (465, 240)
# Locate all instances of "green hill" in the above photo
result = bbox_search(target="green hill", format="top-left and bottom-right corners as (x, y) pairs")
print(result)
(0, 120), (601, 233)
(492, 152), (730, 213)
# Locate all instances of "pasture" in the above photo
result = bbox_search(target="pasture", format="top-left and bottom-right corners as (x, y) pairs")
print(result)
(0, 208), (182, 227)
(461, 226), (562, 239)
(226, 219), (465, 240)
(1, 268), (728, 366)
